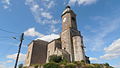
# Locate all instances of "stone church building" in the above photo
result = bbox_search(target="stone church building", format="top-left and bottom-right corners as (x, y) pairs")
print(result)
(24, 6), (90, 67)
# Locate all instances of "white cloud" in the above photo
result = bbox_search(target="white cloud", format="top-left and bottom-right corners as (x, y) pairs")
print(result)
(89, 57), (98, 61)
(37, 34), (60, 42)
(31, 4), (40, 12)
(100, 38), (120, 60)
(6, 60), (13, 63)
(0, 60), (14, 68)
(68, 0), (97, 6)
(41, 12), (53, 19)
(100, 53), (120, 60)
(3, 0), (10, 5)
(50, 25), (59, 33)
(25, 0), (58, 24)
(113, 65), (120, 68)
(1, 0), (11, 9)
(104, 39), (120, 53)
(84, 25), (97, 33)
(88, 16), (120, 51)
(68, 0), (76, 5)
(51, 19), (60, 24)
(3, 5), (9, 9)
(13, 43), (27, 48)
(0, 60), (13, 64)
(25, 0), (60, 34)
(45, 1), (55, 8)
(0, 60), (13, 68)
(24, 27), (44, 37)
(0, 64), (13, 68)
(0, 64), (5, 68)
(24, 27), (60, 42)
(6, 53), (26, 62)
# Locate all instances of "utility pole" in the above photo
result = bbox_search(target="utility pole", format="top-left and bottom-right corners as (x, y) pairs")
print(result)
(14, 33), (24, 68)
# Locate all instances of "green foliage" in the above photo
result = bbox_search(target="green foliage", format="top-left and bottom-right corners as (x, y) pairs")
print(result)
(59, 57), (68, 65)
(104, 63), (110, 66)
(59, 61), (67, 65)
(73, 61), (81, 66)
(85, 64), (94, 68)
(23, 67), (27, 68)
(62, 57), (68, 63)
(49, 55), (68, 63)
(81, 60), (85, 63)
(65, 63), (76, 68)
(29, 57), (113, 68)
(80, 60), (85, 65)
(31, 64), (41, 68)
(49, 55), (62, 63)
(93, 64), (101, 68)
(18, 64), (23, 68)
(104, 63), (114, 68)
(44, 62), (60, 68)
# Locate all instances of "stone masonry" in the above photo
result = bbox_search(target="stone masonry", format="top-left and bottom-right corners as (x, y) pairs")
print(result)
(24, 6), (90, 67)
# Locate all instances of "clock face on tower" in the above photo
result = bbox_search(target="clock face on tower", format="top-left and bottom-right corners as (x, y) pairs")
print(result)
(63, 17), (67, 22)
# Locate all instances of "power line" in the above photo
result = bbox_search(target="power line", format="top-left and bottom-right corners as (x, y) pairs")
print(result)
(0, 35), (19, 39)
(0, 28), (20, 34)
(0, 28), (33, 41)
(0, 35), (33, 42)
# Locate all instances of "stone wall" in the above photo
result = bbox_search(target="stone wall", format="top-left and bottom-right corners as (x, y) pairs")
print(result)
(24, 40), (48, 66)
(46, 41), (56, 62)
(72, 36), (85, 61)
(24, 42), (34, 66)
(61, 29), (73, 62)
(46, 38), (62, 62)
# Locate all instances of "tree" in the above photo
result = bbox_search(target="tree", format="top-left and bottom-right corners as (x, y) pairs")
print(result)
(18, 64), (23, 68)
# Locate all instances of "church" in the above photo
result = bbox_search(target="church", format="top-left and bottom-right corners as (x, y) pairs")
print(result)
(24, 6), (90, 67)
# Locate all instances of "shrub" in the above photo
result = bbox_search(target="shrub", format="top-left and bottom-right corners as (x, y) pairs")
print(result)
(81, 60), (85, 65)
(104, 63), (109, 66)
(18, 64), (23, 68)
(23, 67), (27, 68)
(31, 64), (41, 68)
(44, 62), (60, 68)
(49, 55), (63, 63)
(85, 64), (95, 68)
(49, 55), (68, 64)
(73, 61), (81, 66)
(104, 63), (115, 68)
(93, 64), (101, 68)
(81, 60), (85, 63)
(65, 63), (76, 68)
(59, 61), (67, 65)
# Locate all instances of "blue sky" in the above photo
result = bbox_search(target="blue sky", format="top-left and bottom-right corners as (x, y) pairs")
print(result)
(0, 0), (120, 68)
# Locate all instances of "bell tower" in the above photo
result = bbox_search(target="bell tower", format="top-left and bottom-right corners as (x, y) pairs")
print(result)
(61, 6), (86, 62)
(61, 6), (77, 31)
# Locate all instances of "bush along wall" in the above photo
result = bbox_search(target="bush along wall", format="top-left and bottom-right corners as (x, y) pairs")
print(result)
(26, 55), (114, 68)
(43, 62), (60, 68)
(27, 62), (114, 68)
